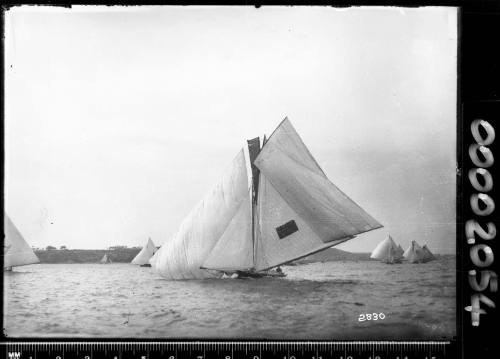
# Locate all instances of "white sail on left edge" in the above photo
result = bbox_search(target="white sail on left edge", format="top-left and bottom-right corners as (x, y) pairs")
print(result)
(4, 214), (40, 268)
(152, 149), (250, 279)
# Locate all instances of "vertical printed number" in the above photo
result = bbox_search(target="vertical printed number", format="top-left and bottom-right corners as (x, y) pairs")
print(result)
(465, 219), (496, 243)
(467, 117), (496, 327)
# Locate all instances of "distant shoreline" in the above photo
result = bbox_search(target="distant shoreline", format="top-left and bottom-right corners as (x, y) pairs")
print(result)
(32, 247), (454, 264)
(34, 248), (141, 264)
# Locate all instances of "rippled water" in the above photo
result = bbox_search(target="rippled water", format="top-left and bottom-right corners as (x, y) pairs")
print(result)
(3, 257), (455, 339)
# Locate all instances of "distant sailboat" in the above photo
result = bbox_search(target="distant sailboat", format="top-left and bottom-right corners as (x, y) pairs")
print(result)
(396, 244), (404, 258)
(100, 254), (112, 264)
(403, 240), (425, 263)
(421, 244), (436, 263)
(4, 213), (40, 270)
(131, 238), (157, 267)
(370, 235), (403, 264)
(152, 118), (383, 280)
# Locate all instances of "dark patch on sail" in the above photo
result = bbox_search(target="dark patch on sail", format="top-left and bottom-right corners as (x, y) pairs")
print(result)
(276, 220), (299, 239)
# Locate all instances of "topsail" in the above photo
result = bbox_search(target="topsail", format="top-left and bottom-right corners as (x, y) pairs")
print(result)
(4, 213), (40, 269)
(153, 118), (383, 279)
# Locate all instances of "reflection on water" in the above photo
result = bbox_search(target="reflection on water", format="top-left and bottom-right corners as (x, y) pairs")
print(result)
(3, 258), (455, 339)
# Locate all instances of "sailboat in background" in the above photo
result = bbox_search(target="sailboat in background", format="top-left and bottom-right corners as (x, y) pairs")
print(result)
(131, 238), (157, 267)
(396, 244), (404, 258)
(3, 213), (40, 271)
(421, 244), (436, 263)
(100, 254), (112, 264)
(152, 118), (383, 280)
(370, 235), (403, 264)
(403, 240), (425, 263)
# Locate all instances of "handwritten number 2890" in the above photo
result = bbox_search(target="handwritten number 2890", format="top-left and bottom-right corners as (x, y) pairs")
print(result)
(358, 313), (385, 321)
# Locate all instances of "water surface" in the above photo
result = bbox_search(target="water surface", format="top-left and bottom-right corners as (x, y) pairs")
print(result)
(3, 258), (455, 339)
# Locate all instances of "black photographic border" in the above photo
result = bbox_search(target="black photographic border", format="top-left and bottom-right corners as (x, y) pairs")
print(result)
(0, 2), (499, 359)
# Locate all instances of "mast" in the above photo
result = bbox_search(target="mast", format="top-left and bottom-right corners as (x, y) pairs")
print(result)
(247, 137), (261, 204)
(246, 137), (261, 269)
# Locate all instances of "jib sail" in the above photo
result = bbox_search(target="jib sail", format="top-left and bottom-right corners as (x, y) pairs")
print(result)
(152, 149), (251, 279)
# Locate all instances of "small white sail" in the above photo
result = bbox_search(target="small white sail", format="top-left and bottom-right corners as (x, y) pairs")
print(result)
(152, 149), (251, 279)
(403, 241), (425, 263)
(4, 214), (39, 269)
(370, 235), (403, 264)
(100, 254), (112, 264)
(421, 244), (436, 263)
(131, 238), (157, 265)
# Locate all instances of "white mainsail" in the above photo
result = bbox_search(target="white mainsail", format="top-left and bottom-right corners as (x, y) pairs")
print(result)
(421, 244), (436, 263)
(131, 238), (157, 265)
(153, 118), (383, 279)
(4, 214), (40, 269)
(253, 172), (349, 270)
(252, 118), (382, 270)
(403, 240), (425, 263)
(153, 149), (251, 279)
(370, 235), (403, 264)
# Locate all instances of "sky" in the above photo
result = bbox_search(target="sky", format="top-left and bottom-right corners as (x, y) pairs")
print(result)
(4, 6), (457, 253)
